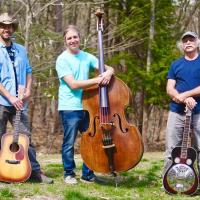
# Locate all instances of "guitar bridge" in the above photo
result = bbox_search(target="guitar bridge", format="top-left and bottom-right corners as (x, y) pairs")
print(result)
(6, 160), (20, 164)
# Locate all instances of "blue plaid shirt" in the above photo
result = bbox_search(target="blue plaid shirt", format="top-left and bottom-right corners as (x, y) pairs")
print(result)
(0, 42), (32, 106)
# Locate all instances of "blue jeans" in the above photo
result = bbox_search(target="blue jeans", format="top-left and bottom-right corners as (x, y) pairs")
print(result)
(59, 110), (94, 178)
(0, 105), (40, 172)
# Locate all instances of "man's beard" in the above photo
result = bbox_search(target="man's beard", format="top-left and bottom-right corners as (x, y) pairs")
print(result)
(0, 35), (12, 43)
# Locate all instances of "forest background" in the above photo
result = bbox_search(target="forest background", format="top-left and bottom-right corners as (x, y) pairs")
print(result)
(0, 0), (199, 153)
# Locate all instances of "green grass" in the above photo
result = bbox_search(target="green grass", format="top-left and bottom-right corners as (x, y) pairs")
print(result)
(0, 152), (199, 200)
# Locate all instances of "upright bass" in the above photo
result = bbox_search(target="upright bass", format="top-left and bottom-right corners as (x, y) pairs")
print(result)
(80, 10), (143, 174)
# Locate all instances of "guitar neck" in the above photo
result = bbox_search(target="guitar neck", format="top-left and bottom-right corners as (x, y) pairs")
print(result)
(181, 113), (191, 159)
(12, 85), (25, 143)
(13, 110), (21, 143)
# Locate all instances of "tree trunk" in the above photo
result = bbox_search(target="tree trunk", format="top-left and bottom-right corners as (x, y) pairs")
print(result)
(55, 0), (62, 33)
(143, 0), (155, 151)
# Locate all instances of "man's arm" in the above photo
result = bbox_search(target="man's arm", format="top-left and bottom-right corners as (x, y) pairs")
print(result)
(166, 79), (180, 103)
(167, 79), (197, 109)
(172, 84), (200, 103)
(23, 73), (32, 102)
(178, 86), (200, 100)
(0, 83), (23, 110)
(63, 75), (104, 90)
(63, 65), (114, 90)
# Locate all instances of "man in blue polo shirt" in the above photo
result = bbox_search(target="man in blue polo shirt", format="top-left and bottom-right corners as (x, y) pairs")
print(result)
(163, 31), (200, 178)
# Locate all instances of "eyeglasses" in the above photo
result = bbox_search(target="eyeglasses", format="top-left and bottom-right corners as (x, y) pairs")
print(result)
(182, 37), (196, 43)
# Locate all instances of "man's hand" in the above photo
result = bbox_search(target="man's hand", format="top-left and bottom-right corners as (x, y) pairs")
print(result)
(98, 70), (112, 85)
(8, 95), (24, 110)
(173, 92), (189, 103)
(22, 88), (31, 103)
(184, 97), (197, 110)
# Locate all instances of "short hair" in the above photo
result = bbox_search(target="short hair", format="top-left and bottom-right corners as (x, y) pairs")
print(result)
(63, 25), (80, 38)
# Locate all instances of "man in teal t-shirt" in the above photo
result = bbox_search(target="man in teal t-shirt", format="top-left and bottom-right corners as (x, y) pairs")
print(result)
(56, 50), (99, 110)
(56, 25), (114, 184)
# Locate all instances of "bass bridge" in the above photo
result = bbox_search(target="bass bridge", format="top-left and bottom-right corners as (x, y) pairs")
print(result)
(101, 122), (116, 172)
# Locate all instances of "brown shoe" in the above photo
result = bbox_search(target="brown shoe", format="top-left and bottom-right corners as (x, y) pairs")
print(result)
(30, 171), (54, 184)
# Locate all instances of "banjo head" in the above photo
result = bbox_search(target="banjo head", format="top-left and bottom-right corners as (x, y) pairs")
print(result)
(166, 163), (196, 193)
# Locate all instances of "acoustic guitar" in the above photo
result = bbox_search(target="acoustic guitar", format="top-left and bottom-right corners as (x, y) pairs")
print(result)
(0, 86), (31, 183)
(163, 106), (199, 195)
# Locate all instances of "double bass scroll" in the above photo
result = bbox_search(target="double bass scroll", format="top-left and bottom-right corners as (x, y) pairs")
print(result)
(80, 9), (144, 174)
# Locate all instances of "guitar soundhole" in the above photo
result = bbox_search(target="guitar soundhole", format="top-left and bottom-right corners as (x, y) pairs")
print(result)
(10, 143), (19, 153)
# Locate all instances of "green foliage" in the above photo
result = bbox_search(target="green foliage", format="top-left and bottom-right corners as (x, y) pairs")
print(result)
(0, 188), (14, 199)
(106, 0), (178, 108)
(0, 0), (189, 112)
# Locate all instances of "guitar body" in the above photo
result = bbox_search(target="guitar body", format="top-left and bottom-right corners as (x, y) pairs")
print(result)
(163, 146), (199, 195)
(0, 133), (31, 183)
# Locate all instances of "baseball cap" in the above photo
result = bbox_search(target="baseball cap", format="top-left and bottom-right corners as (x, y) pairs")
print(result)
(181, 31), (198, 40)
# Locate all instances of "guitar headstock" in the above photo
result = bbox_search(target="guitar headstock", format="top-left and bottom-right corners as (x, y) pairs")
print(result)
(185, 106), (192, 116)
(18, 85), (25, 100)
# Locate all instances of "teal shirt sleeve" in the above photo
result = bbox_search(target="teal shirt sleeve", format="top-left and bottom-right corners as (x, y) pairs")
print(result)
(56, 57), (73, 78)
(89, 54), (98, 69)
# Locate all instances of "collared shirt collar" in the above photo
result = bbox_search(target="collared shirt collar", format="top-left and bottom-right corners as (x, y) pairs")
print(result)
(0, 41), (6, 48)
(0, 41), (16, 48)
(0, 42), (19, 56)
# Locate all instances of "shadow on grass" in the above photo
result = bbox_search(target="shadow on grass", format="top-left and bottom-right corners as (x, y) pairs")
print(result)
(26, 157), (163, 191)
(42, 163), (63, 178)
(127, 164), (161, 188)
(26, 163), (63, 183)
(94, 163), (162, 189)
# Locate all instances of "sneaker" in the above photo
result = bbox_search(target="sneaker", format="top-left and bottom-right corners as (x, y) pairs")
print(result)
(64, 175), (78, 184)
(30, 171), (54, 184)
(80, 175), (96, 183)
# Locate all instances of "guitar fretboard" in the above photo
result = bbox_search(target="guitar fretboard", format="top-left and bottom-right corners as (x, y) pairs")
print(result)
(12, 85), (25, 144)
(13, 110), (21, 143)
(181, 109), (192, 159)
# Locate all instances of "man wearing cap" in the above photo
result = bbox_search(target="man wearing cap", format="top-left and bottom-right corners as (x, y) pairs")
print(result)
(163, 31), (200, 178)
(0, 13), (53, 184)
